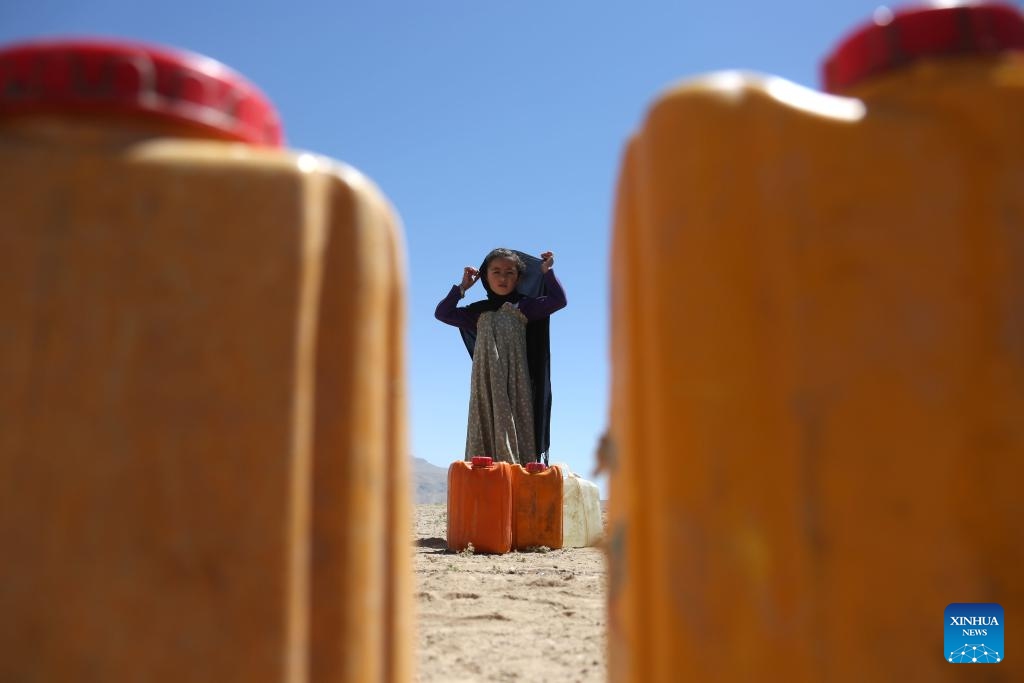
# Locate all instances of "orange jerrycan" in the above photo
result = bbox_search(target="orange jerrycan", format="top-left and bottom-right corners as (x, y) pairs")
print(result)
(447, 457), (513, 553)
(511, 462), (564, 550)
(607, 3), (1024, 682)
(0, 40), (412, 683)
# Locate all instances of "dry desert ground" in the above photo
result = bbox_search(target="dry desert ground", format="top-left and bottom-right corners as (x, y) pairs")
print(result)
(412, 503), (607, 682)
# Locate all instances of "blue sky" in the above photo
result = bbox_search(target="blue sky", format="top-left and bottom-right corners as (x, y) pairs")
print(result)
(4, 0), (1001, 494)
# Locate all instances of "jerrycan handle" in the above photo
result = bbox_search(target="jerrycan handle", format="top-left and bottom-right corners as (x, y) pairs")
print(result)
(525, 462), (547, 473)
(471, 456), (493, 468)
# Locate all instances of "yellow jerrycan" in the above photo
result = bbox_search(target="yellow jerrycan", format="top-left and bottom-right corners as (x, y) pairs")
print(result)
(0, 40), (412, 683)
(607, 3), (1024, 681)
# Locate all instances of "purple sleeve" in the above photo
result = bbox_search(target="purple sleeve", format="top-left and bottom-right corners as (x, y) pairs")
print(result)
(435, 285), (480, 330)
(518, 270), (568, 321)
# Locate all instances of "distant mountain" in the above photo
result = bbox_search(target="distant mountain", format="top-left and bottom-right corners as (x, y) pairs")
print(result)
(412, 457), (449, 504)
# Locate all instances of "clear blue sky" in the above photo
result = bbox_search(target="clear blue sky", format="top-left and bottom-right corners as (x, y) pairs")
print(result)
(6, 1), (1006, 495)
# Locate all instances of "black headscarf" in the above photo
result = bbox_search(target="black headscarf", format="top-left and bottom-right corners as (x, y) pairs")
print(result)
(459, 250), (552, 464)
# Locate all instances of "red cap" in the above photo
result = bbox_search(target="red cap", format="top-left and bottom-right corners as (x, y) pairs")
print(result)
(471, 456), (493, 468)
(0, 39), (283, 146)
(525, 462), (547, 473)
(823, 2), (1024, 93)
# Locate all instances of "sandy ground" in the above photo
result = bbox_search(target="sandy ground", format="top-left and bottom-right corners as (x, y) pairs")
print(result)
(412, 504), (607, 683)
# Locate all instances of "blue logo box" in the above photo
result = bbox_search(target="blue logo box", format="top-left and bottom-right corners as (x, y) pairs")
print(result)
(945, 603), (1003, 663)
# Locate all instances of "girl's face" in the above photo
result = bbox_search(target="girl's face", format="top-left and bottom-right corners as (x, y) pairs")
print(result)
(486, 257), (519, 296)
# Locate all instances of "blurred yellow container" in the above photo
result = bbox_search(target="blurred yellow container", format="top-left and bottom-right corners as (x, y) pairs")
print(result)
(0, 40), (411, 682)
(607, 3), (1024, 681)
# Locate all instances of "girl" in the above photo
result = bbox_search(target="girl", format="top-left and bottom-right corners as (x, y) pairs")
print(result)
(435, 248), (567, 464)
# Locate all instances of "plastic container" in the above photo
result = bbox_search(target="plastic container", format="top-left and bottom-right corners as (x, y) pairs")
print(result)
(511, 462), (564, 550)
(0, 40), (412, 683)
(559, 467), (603, 549)
(447, 457), (513, 554)
(550, 461), (604, 548)
(607, 4), (1024, 682)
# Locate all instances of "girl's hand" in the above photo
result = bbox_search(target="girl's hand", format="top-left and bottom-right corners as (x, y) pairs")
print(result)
(540, 251), (555, 273)
(460, 266), (480, 292)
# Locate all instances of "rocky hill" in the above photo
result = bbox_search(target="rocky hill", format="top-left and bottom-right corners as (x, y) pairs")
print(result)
(412, 457), (448, 504)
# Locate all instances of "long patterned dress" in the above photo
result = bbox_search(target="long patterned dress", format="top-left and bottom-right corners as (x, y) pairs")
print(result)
(464, 302), (536, 464)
